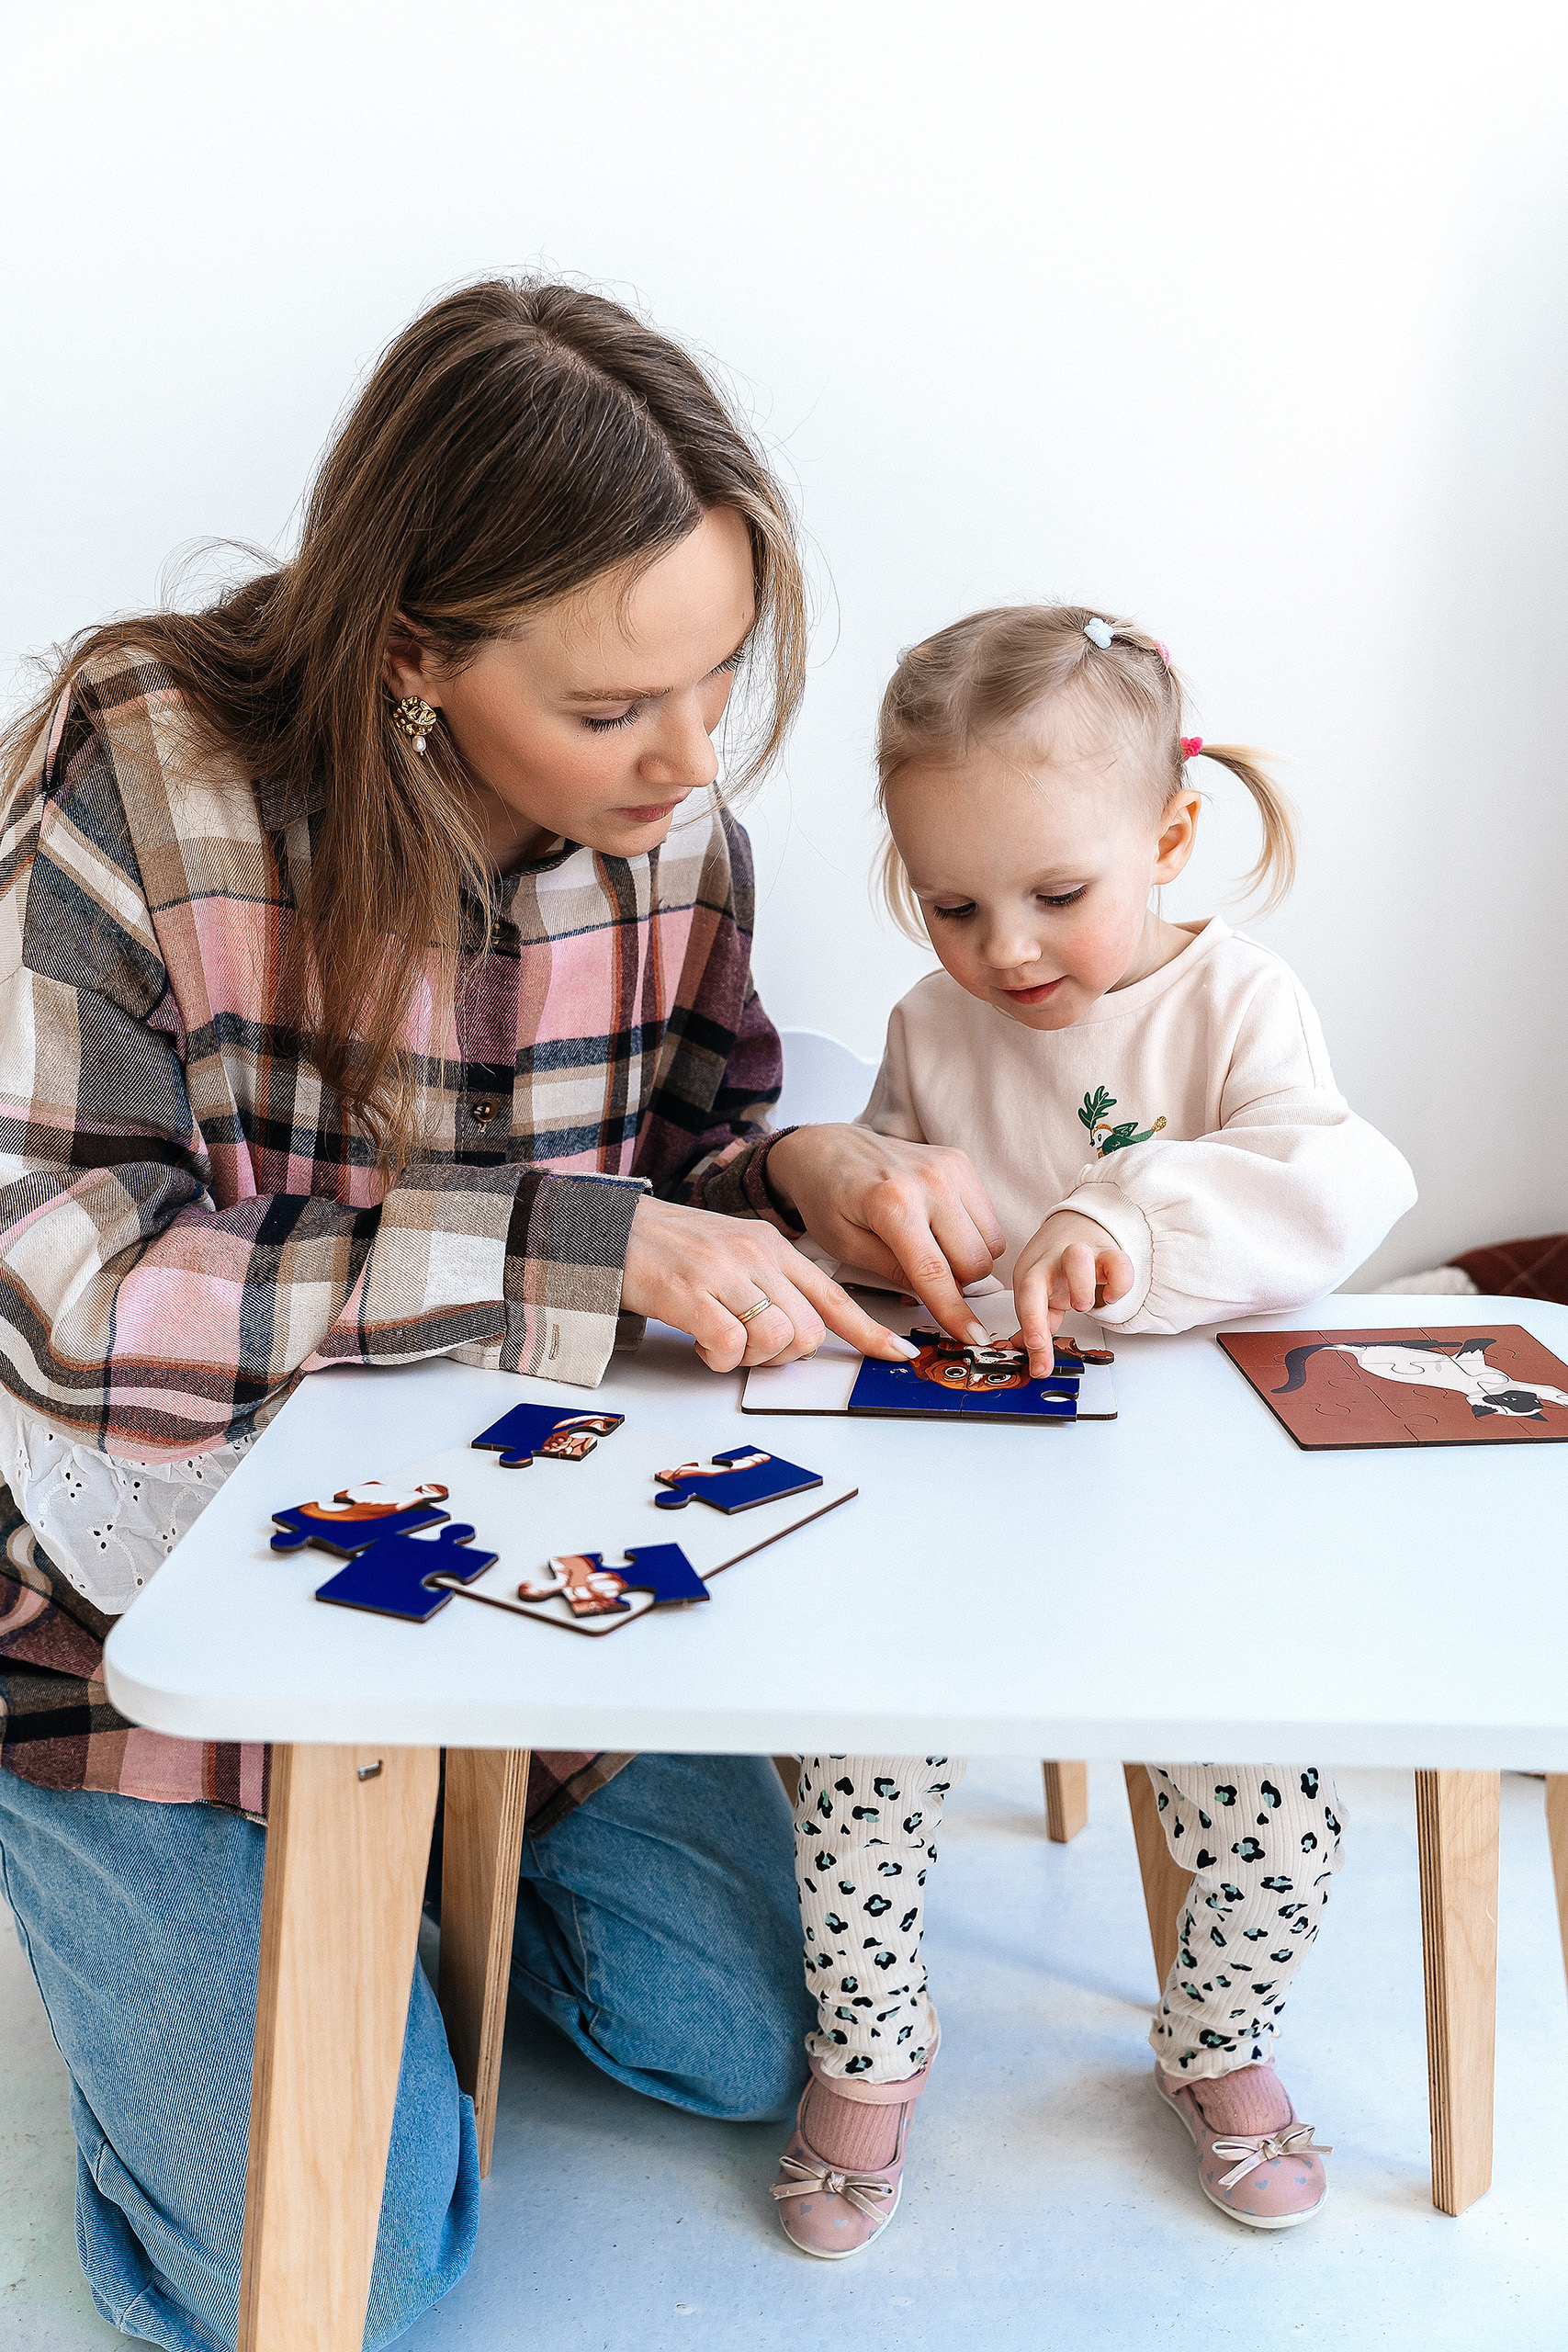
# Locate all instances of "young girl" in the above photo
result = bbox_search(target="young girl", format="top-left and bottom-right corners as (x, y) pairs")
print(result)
(768, 605), (1416, 2255)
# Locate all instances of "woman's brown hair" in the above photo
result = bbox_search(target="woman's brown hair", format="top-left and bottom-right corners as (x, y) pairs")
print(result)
(1, 279), (807, 1161)
(874, 604), (1295, 940)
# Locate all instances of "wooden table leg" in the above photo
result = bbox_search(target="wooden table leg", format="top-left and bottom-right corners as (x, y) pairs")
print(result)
(239, 1743), (440, 2352)
(1545, 1777), (1568, 1995)
(773, 1755), (801, 1804)
(1042, 1760), (1089, 1844)
(438, 1748), (531, 2178)
(1123, 1763), (1193, 1991)
(1415, 1769), (1499, 2217)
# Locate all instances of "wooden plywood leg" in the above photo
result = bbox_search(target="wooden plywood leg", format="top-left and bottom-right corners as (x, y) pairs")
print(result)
(240, 1743), (440, 2352)
(773, 1755), (801, 1804)
(1123, 1763), (1193, 1993)
(1416, 1769), (1499, 2217)
(1546, 1777), (1568, 1996)
(1042, 1760), (1089, 1843)
(438, 1748), (531, 2179)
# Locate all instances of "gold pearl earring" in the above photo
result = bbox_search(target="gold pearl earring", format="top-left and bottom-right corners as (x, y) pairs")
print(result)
(390, 695), (438, 755)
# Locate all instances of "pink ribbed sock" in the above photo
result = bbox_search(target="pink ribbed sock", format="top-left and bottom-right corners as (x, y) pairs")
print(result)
(1190, 2062), (1292, 2137)
(800, 2078), (903, 2170)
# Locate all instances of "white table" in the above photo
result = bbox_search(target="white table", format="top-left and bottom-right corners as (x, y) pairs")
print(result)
(104, 1295), (1568, 2348)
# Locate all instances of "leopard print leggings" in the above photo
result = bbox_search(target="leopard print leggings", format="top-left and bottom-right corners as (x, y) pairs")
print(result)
(795, 1757), (1345, 2085)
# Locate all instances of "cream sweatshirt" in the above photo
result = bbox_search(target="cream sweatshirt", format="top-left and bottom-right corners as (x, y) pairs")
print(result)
(855, 917), (1416, 1333)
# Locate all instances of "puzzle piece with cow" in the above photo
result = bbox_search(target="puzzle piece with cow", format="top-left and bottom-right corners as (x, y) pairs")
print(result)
(653, 1446), (824, 1512)
(470, 1403), (626, 1468)
(1218, 1325), (1568, 1450)
(271, 1479), (452, 1555)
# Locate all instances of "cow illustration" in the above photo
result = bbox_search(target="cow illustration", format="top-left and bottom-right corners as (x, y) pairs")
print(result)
(1275, 1338), (1568, 1421)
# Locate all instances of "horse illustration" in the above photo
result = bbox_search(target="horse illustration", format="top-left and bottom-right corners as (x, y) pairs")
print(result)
(1275, 1338), (1568, 1421)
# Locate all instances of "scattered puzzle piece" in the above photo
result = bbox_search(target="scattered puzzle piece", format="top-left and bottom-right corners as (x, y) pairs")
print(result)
(470, 1405), (626, 1469)
(315, 1522), (498, 1622)
(272, 1480), (451, 1555)
(517, 1543), (710, 1617)
(653, 1445), (824, 1513)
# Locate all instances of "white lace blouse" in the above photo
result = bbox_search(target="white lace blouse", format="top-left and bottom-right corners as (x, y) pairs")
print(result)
(0, 1392), (253, 1614)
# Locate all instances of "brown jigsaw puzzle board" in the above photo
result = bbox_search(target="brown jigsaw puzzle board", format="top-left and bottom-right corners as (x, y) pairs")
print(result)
(1218, 1326), (1568, 1452)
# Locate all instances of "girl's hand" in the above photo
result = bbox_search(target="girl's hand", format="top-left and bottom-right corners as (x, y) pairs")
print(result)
(762, 1125), (1006, 1348)
(1010, 1209), (1134, 1378)
(621, 1194), (921, 1374)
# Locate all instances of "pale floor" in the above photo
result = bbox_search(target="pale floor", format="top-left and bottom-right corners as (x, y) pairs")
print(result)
(5, 1761), (1567, 2352)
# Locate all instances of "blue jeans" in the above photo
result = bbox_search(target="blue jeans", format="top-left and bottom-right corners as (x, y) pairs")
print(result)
(0, 1752), (810, 2351)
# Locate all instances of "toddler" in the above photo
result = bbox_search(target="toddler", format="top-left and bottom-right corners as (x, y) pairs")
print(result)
(771, 605), (1416, 2256)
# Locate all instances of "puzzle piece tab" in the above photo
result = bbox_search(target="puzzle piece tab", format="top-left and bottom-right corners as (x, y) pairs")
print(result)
(470, 1404), (626, 1469)
(315, 1522), (499, 1623)
(652, 1445), (824, 1513)
(272, 1480), (450, 1555)
(517, 1543), (710, 1618)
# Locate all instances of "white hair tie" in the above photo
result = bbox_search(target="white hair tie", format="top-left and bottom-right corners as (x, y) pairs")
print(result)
(1083, 617), (1115, 649)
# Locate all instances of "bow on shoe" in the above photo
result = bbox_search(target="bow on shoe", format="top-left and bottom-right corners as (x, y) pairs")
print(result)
(772, 2152), (897, 2223)
(1211, 2124), (1332, 2192)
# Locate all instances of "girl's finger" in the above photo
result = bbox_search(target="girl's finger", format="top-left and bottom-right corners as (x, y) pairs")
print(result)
(1099, 1249), (1135, 1304)
(1011, 1258), (1055, 1378)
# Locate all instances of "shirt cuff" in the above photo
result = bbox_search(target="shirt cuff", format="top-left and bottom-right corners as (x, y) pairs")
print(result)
(1050, 1182), (1155, 1328)
(689, 1129), (805, 1230)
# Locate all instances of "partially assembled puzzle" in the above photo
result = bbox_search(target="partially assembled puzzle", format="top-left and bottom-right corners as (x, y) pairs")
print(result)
(1219, 1325), (1568, 1451)
(741, 1286), (1117, 1422)
(269, 1397), (857, 1636)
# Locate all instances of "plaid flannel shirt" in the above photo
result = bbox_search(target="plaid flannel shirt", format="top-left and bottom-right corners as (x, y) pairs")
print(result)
(0, 652), (790, 1826)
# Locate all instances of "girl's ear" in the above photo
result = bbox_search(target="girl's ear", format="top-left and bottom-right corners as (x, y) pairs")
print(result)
(1152, 787), (1201, 886)
(380, 613), (443, 706)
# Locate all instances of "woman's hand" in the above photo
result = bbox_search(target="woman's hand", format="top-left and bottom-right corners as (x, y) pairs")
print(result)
(621, 1193), (921, 1374)
(1010, 1208), (1135, 1378)
(763, 1125), (1006, 1346)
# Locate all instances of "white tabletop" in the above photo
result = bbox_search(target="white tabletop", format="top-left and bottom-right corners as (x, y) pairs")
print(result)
(104, 1296), (1568, 1769)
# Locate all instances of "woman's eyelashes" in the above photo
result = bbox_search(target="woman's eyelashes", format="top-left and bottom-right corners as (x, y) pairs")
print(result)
(581, 648), (746, 733)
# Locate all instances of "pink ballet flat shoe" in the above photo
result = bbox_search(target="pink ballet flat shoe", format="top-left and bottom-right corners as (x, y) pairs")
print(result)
(1156, 2059), (1331, 2230)
(771, 2054), (932, 2260)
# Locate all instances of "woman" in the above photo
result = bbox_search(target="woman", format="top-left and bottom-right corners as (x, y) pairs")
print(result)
(0, 280), (1000, 2348)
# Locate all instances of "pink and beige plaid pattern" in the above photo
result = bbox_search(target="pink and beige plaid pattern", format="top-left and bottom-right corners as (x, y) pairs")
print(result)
(0, 653), (787, 1819)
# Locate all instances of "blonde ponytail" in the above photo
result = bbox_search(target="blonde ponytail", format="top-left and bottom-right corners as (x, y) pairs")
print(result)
(1190, 743), (1297, 916)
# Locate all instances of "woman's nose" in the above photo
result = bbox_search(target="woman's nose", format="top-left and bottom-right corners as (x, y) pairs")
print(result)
(639, 692), (720, 789)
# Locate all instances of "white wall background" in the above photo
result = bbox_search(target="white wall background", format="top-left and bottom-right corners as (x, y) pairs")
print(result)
(5, 0), (1565, 1282)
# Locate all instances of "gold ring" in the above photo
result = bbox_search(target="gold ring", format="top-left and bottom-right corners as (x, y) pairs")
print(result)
(736, 1295), (773, 1325)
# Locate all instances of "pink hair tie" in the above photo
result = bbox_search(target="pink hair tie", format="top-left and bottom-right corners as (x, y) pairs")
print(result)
(1156, 640), (1171, 668)
(1180, 736), (1203, 760)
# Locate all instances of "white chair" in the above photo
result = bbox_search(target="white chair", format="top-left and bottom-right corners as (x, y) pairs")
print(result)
(774, 1027), (880, 1129)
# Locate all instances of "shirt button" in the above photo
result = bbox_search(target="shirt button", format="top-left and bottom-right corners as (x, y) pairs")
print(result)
(469, 1101), (499, 1126)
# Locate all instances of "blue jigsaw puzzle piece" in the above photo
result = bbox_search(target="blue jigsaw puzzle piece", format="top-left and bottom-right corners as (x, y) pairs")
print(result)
(272, 1500), (449, 1555)
(315, 1523), (498, 1623)
(585, 1544), (710, 1606)
(848, 1358), (968, 1415)
(471, 1402), (625, 1469)
(653, 1444), (824, 1513)
(964, 1380), (1077, 1419)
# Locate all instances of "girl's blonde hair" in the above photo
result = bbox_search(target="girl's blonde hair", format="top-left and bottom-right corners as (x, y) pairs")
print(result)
(874, 604), (1295, 942)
